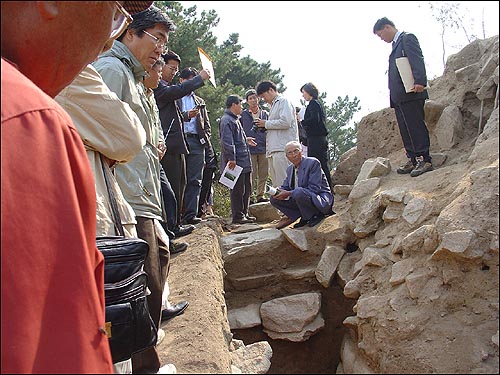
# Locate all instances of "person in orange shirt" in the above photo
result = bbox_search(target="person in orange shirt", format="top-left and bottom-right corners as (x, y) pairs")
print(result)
(1, 2), (152, 373)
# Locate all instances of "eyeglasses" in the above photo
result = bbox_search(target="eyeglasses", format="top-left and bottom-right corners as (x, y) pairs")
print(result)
(110, 2), (133, 39)
(142, 30), (168, 52)
(286, 149), (301, 156)
(165, 65), (179, 73)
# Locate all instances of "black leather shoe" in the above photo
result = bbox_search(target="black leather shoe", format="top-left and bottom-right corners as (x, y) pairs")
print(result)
(232, 217), (254, 225)
(184, 217), (204, 225)
(170, 241), (188, 254)
(308, 213), (325, 227)
(161, 301), (189, 322)
(293, 218), (309, 228)
(173, 224), (195, 238)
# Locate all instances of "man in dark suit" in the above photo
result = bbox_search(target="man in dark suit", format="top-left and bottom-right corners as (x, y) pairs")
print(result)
(270, 141), (334, 229)
(373, 17), (433, 177)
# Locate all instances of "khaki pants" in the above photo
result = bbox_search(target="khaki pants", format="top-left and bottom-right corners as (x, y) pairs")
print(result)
(251, 153), (269, 200)
(132, 217), (170, 374)
(268, 151), (290, 187)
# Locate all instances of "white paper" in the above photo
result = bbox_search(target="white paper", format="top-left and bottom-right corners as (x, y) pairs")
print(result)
(298, 107), (306, 121)
(198, 47), (216, 88)
(395, 57), (415, 93)
(219, 162), (243, 189)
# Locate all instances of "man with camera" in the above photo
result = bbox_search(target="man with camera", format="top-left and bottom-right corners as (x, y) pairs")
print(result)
(241, 89), (270, 204)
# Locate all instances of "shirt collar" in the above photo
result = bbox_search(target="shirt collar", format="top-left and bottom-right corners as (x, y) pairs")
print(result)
(393, 30), (403, 44)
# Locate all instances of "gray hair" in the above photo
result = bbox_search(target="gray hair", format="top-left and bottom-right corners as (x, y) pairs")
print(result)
(285, 140), (302, 151)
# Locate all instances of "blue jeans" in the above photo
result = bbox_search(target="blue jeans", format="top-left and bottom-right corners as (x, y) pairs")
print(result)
(183, 137), (205, 221)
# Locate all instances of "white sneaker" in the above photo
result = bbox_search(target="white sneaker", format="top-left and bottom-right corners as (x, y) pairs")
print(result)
(156, 328), (165, 346)
(157, 363), (177, 374)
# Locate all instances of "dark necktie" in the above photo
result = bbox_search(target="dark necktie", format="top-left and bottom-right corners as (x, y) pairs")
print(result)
(291, 168), (296, 188)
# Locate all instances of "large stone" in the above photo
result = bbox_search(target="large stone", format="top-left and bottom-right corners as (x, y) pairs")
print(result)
(260, 292), (321, 333)
(230, 341), (272, 374)
(248, 201), (281, 222)
(349, 177), (381, 201)
(264, 314), (325, 342)
(435, 105), (464, 150)
(354, 157), (391, 184)
(402, 196), (432, 226)
(228, 303), (262, 329)
(315, 245), (346, 287)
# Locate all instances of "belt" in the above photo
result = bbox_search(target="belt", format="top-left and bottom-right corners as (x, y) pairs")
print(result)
(185, 133), (198, 138)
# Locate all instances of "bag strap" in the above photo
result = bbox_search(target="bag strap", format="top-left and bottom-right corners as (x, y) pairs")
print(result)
(100, 154), (125, 237)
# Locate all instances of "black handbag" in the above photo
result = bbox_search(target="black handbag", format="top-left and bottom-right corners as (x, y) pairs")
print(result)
(97, 157), (157, 363)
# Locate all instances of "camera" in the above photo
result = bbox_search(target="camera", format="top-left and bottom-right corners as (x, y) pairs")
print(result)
(251, 119), (266, 133)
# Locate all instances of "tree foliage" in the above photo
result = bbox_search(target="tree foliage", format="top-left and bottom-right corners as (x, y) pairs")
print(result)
(154, 2), (360, 214)
(323, 95), (360, 169)
(155, 1), (284, 154)
(428, 2), (478, 68)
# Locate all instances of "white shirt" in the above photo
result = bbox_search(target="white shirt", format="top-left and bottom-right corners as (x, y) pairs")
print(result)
(182, 93), (197, 134)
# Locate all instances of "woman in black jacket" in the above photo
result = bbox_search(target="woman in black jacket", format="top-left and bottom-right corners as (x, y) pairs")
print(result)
(300, 82), (333, 191)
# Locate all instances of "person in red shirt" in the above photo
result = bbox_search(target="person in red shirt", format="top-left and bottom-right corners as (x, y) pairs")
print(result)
(1, 2), (152, 373)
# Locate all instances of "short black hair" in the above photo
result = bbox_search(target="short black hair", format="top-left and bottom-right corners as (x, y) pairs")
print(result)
(300, 83), (319, 99)
(117, 5), (176, 41)
(162, 50), (181, 64)
(255, 80), (276, 96)
(178, 67), (198, 79)
(226, 95), (242, 108)
(373, 17), (395, 33)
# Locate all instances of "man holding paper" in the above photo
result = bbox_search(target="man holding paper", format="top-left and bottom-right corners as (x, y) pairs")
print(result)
(373, 17), (433, 177)
(219, 95), (257, 225)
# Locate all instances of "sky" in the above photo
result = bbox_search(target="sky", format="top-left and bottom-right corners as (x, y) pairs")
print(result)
(179, 1), (499, 124)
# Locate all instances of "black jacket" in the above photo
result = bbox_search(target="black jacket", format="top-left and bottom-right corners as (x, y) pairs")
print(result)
(154, 76), (204, 155)
(301, 99), (328, 137)
(389, 32), (429, 106)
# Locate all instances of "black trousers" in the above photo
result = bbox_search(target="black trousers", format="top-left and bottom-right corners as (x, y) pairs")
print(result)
(161, 154), (186, 224)
(159, 165), (177, 235)
(307, 135), (333, 190)
(198, 166), (216, 216)
(231, 171), (251, 221)
(394, 99), (431, 162)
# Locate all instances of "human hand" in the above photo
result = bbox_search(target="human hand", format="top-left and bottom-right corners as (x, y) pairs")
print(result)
(102, 155), (117, 168)
(188, 108), (199, 118)
(254, 118), (265, 128)
(228, 160), (236, 170)
(158, 143), (167, 159)
(275, 190), (291, 200)
(247, 137), (257, 147)
(413, 84), (425, 93)
(200, 69), (211, 81)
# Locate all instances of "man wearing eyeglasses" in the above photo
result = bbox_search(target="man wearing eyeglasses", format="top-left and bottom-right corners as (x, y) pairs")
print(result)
(93, 5), (178, 374)
(270, 141), (334, 229)
(1, 1), (152, 373)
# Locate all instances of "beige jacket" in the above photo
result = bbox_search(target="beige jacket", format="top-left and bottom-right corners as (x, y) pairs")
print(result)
(265, 94), (299, 155)
(55, 64), (146, 237)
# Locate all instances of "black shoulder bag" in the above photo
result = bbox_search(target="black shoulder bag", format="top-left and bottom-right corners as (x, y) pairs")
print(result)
(96, 157), (157, 363)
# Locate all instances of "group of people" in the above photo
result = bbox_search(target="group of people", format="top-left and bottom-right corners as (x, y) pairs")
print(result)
(1, 0), (432, 371)
(219, 80), (336, 230)
(1, 2), (216, 374)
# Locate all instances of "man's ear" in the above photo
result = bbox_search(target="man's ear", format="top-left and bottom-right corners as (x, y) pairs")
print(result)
(36, 1), (59, 20)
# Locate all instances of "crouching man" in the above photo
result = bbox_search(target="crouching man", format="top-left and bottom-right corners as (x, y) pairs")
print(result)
(271, 141), (334, 229)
